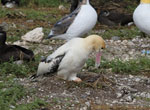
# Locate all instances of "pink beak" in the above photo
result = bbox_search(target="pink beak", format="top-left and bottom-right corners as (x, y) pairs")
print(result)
(95, 51), (102, 68)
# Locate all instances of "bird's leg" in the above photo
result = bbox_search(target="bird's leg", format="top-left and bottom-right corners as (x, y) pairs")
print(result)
(68, 73), (82, 83)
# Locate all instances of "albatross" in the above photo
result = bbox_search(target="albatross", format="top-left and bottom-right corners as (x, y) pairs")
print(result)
(47, 0), (97, 40)
(133, 0), (150, 35)
(31, 35), (105, 82)
(0, 31), (34, 63)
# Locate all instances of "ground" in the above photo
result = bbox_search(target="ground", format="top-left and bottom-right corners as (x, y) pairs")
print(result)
(0, 0), (150, 110)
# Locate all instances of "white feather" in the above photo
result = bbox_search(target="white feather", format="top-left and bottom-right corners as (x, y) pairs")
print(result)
(37, 35), (105, 81)
(133, 3), (150, 35)
(49, 0), (97, 40)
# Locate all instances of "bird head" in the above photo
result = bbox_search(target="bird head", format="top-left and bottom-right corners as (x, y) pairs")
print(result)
(140, 0), (150, 3)
(85, 35), (105, 51)
(84, 35), (105, 68)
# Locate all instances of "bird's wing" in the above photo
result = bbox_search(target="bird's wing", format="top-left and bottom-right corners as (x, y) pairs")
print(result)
(0, 45), (32, 62)
(46, 40), (73, 62)
(13, 45), (34, 59)
(49, 7), (81, 36)
(31, 53), (66, 79)
(44, 54), (65, 75)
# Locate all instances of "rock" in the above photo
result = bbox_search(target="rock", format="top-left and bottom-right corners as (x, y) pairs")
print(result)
(59, 5), (66, 11)
(13, 60), (23, 65)
(116, 92), (122, 98)
(21, 27), (44, 43)
(124, 95), (133, 102)
(26, 20), (34, 23)
(111, 36), (120, 41)
(13, 40), (29, 46)
(85, 102), (90, 107)
(80, 106), (88, 110)
(0, 22), (9, 31)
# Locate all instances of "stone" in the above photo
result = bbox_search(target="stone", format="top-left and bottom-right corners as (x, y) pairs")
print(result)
(125, 95), (133, 102)
(111, 36), (120, 41)
(59, 5), (66, 11)
(116, 92), (122, 98)
(85, 102), (90, 107)
(21, 27), (44, 43)
(26, 20), (34, 23)
(0, 22), (9, 31)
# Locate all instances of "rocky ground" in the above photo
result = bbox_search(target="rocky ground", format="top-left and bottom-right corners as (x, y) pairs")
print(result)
(15, 35), (150, 110)
(1, 20), (150, 110)
(0, 1), (150, 109)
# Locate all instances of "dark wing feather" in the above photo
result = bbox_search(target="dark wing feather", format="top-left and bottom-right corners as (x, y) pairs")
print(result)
(44, 54), (65, 76)
(30, 54), (65, 79)
(13, 45), (34, 60)
(0, 45), (34, 63)
(51, 7), (80, 36)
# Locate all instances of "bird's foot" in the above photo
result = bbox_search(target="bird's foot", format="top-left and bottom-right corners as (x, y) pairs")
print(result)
(73, 77), (82, 83)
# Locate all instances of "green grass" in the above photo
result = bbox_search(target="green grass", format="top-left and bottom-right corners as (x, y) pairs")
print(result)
(86, 57), (150, 75)
(99, 26), (142, 40)
(0, 60), (38, 77)
(0, 0), (67, 7)
(0, 55), (47, 110)
(0, 77), (26, 110)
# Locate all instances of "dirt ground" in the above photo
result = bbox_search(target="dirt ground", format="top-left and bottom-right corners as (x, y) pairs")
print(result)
(1, 1), (150, 109)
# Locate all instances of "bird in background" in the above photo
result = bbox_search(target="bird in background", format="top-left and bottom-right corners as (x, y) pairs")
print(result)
(31, 35), (105, 82)
(47, 0), (97, 41)
(133, 0), (150, 35)
(0, 31), (34, 63)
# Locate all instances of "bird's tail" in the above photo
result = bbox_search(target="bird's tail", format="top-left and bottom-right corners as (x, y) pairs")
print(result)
(29, 73), (37, 79)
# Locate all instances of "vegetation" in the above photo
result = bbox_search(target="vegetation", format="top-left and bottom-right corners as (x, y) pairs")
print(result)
(86, 57), (150, 75)
(0, 0), (150, 109)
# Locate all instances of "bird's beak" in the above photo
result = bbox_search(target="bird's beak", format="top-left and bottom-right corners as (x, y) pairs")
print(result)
(95, 50), (102, 68)
(45, 34), (54, 39)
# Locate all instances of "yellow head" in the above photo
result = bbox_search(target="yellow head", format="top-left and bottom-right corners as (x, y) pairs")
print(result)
(140, 0), (150, 3)
(84, 35), (105, 52)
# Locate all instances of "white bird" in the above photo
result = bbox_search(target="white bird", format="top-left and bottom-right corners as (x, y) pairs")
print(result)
(47, 0), (97, 41)
(31, 35), (105, 82)
(133, 0), (150, 35)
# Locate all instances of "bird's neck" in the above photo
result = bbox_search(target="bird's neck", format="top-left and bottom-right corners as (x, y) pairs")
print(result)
(140, 0), (150, 3)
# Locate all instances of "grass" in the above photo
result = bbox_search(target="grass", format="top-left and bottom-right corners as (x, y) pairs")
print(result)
(86, 57), (150, 75)
(0, 55), (47, 110)
(0, 74), (47, 110)
(0, 0), (67, 7)
(99, 26), (142, 40)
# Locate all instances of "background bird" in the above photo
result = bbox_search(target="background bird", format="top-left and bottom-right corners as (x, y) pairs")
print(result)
(1, 0), (19, 8)
(0, 31), (34, 63)
(98, 9), (133, 26)
(31, 35), (105, 82)
(47, 0), (97, 41)
(133, 0), (150, 35)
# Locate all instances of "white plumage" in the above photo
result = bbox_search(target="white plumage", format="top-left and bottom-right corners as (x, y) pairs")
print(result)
(32, 35), (105, 82)
(47, 0), (97, 40)
(133, 0), (150, 35)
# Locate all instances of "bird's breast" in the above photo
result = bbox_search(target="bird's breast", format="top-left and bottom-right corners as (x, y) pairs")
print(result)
(133, 4), (150, 35)
(66, 5), (97, 37)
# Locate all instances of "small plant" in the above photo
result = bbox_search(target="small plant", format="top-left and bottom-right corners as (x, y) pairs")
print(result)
(19, 0), (67, 7)
(100, 57), (150, 74)
(100, 26), (141, 40)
